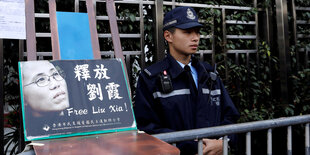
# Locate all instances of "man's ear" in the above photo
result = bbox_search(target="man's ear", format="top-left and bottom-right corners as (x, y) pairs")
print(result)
(164, 30), (173, 43)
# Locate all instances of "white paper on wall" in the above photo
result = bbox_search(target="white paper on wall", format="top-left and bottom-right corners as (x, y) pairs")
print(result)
(0, 0), (26, 39)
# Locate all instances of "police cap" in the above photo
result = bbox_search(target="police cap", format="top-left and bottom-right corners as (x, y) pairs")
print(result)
(163, 6), (203, 31)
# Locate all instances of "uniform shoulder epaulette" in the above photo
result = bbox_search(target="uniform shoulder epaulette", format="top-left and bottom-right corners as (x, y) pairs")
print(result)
(143, 68), (152, 77)
(143, 59), (169, 77)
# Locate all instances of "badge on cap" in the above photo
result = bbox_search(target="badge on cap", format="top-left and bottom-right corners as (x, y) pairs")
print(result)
(187, 8), (195, 20)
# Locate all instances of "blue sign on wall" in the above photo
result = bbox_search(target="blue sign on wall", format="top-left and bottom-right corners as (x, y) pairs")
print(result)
(56, 12), (94, 60)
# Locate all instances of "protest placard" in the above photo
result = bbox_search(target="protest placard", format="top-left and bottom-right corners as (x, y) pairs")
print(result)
(19, 59), (136, 141)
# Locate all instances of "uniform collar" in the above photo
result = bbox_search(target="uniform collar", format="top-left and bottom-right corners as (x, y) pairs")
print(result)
(166, 54), (184, 79)
(176, 60), (192, 68)
(166, 54), (210, 81)
(191, 56), (210, 82)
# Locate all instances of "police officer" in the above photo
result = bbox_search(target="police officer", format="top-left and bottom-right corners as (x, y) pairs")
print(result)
(134, 6), (239, 155)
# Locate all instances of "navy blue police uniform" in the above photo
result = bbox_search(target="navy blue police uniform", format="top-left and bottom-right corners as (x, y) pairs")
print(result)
(134, 54), (240, 154)
(134, 6), (239, 154)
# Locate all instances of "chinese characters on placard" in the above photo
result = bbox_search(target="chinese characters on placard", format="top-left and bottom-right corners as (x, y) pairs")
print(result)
(74, 64), (122, 101)
(20, 60), (136, 141)
(42, 117), (122, 132)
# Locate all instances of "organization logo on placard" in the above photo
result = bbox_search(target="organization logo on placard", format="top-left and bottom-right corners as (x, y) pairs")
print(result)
(43, 125), (50, 131)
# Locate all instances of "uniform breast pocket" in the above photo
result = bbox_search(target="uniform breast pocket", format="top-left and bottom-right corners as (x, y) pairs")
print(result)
(210, 95), (221, 106)
(202, 88), (222, 124)
(210, 95), (222, 125)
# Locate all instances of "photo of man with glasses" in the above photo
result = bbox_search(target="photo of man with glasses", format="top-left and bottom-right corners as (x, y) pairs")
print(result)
(21, 60), (70, 116)
(20, 60), (70, 136)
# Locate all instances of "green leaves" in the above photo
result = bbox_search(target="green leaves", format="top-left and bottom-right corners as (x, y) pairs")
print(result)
(284, 104), (295, 116)
(289, 68), (310, 114)
(117, 8), (137, 33)
(226, 8), (256, 22)
(296, 0), (310, 7)
(129, 14), (136, 22)
(219, 41), (285, 122)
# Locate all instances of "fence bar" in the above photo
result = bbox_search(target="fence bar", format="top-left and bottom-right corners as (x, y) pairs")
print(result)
(296, 6), (310, 11)
(226, 35), (256, 39)
(306, 123), (310, 155)
(19, 41), (24, 60)
(86, 0), (101, 59)
(0, 39), (4, 155)
(246, 132), (251, 155)
(226, 20), (256, 25)
(254, 0), (259, 66)
(275, 0), (291, 105)
(75, 0), (79, 12)
(98, 33), (141, 38)
(211, 18), (215, 65)
(291, 0), (299, 69)
(154, 115), (310, 143)
(125, 54), (131, 83)
(198, 139), (203, 155)
(265, 8), (270, 44)
(27, 51), (143, 58)
(306, 49), (309, 68)
(35, 13), (49, 18)
(227, 50), (257, 53)
(172, 0), (175, 9)
(222, 8), (228, 79)
(97, 0), (254, 10)
(96, 15), (141, 21)
(287, 126), (292, 155)
(267, 129), (272, 155)
(296, 20), (310, 24)
(297, 34), (310, 39)
(163, 2), (253, 10)
(104, 0), (154, 5)
(155, 0), (164, 61)
(223, 135), (229, 155)
(25, 0), (37, 60)
(48, 0), (60, 60)
(139, 0), (145, 69)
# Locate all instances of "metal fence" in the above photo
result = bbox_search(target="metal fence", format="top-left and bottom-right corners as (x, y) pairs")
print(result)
(19, 0), (262, 83)
(154, 114), (310, 155)
(9, 0), (308, 97)
(20, 0), (310, 99)
(292, 0), (310, 69)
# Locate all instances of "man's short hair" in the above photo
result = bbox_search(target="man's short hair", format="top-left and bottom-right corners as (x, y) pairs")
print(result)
(167, 27), (176, 34)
